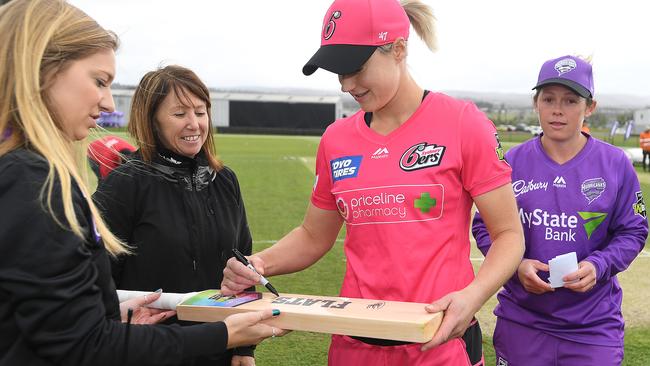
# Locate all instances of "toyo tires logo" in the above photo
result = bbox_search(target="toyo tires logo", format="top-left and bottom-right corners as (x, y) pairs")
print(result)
(399, 142), (446, 171)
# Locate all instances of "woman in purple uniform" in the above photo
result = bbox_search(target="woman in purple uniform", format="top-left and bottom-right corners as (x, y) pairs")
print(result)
(472, 55), (648, 365)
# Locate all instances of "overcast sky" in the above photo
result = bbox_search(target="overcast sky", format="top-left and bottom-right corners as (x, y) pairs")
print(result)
(69, 0), (650, 98)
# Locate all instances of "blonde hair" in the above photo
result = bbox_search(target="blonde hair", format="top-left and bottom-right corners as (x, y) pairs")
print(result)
(401, 0), (438, 52)
(0, 0), (128, 256)
(378, 0), (438, 55)
(128, 65), (222, 171)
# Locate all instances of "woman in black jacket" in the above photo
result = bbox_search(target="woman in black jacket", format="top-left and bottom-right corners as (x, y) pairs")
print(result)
(0, 1), (280, 365)
(93, 65), (260, 366)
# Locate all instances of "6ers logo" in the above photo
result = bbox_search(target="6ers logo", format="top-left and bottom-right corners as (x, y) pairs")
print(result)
(399, 142), (446, 171)
(323, 10), (342, 40)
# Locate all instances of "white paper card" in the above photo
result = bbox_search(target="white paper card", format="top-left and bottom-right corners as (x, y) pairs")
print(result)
(548, 252), (578, 288)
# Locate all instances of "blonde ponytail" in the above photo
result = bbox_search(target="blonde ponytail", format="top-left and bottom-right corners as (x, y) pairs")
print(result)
(401, 0), (438, 52)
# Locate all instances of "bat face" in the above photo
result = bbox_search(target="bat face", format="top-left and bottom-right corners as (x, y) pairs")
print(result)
(177, 290), (442, 343)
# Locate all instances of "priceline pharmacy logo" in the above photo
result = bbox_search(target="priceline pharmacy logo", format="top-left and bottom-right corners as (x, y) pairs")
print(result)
(333, 184), (444, 225)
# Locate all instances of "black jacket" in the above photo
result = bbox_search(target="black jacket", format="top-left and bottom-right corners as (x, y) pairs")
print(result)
(92, 148), (254, 363)
(0, 149), (229, 366)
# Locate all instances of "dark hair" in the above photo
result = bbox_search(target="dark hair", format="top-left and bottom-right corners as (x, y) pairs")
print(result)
(128, 65), (221, 171)
(533, 87), (594, 107)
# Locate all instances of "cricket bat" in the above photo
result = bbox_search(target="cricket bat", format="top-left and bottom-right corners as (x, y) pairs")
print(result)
(175, 290), (442, 343)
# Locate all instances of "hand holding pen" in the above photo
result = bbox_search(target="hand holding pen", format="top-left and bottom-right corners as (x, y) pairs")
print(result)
(230, 248), (280, 297)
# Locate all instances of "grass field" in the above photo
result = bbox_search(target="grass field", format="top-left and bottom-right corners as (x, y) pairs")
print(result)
(498, 129), (643, 148)
(93, 131), (650, 365)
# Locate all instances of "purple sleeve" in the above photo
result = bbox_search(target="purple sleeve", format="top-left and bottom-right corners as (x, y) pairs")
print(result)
(585, 160), (648, 281)
(471, 211), (492, 257)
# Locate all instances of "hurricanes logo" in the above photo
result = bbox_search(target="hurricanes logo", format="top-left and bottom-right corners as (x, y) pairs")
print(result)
(578, 211), (607, 239)
(581, 178), (606, 204)
(555, 58), (577, 75)
(323, 10), (342, 40)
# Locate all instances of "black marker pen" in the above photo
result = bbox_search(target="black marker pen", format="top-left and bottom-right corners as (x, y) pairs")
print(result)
(232, 248), (279, 297)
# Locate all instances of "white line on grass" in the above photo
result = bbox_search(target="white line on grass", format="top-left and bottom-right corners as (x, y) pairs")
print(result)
(298, 157), (315, 174)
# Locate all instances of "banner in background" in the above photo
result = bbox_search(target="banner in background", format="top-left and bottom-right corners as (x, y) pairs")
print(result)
(624, 120), (634, 141)
(609, 120), (619, 140)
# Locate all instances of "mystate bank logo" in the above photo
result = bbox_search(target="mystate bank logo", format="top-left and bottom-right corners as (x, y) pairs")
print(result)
(333, 184), (444, 225)
(519, 208), (607, 242)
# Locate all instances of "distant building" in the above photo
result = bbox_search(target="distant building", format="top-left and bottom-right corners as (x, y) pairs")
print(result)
(634, 108), (650, 134)
(210, 92), (343, 134)
(112, 88), (135, 124)
(109, 87), (342, 134)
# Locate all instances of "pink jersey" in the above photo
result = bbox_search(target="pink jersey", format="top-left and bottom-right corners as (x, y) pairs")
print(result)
(312, 92), (511, 304)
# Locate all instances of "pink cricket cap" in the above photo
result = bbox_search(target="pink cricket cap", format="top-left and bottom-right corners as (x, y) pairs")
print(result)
(302, 0), (410, 76)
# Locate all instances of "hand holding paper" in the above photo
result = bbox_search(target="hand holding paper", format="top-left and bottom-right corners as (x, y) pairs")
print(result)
(548, 252), (578, 288)
(516, 259), (553, 294)
(562, 261), (598, 293)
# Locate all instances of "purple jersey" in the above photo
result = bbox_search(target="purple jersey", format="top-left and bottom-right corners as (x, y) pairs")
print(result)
(473, 135), (648, 347)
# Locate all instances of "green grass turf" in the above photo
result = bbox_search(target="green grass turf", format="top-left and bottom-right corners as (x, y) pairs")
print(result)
(216, 135), (320, 240)
(622, 327), (650, 365)
(91, 131), (650, 365)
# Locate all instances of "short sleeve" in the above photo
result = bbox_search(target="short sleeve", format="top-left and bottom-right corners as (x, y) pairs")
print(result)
(310, 136), (337, 210)
(459, 103), (512, 197)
